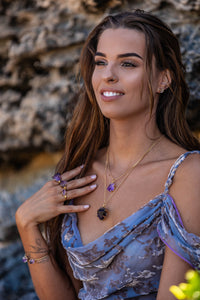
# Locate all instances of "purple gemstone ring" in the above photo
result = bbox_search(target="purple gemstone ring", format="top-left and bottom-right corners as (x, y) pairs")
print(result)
(52, 173), (62, 184)
(62, 189), (68, 200)
(60, 180), (68, 190)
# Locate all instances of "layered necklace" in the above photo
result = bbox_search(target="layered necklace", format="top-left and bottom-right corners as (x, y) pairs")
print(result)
(97, 136), (162, 220)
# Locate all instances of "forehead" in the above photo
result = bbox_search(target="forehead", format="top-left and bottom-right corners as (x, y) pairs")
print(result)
(96, 28), (146, 57)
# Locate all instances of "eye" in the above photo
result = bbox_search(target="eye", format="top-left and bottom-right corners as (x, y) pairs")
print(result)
(94, 60), (107, 66)
(121, 61), (136, 68)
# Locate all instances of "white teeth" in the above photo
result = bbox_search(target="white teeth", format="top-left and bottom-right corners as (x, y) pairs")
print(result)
(103, 91), (123, 97)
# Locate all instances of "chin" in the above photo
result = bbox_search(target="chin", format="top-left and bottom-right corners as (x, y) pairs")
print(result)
(100, 110), (124, 120)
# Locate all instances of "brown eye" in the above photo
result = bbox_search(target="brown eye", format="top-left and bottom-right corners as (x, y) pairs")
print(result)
(121, 61), (136, 67)
(94, 60), (107, 66)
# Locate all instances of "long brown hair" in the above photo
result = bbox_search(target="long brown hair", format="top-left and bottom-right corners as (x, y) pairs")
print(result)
(46, 10), (200, 272)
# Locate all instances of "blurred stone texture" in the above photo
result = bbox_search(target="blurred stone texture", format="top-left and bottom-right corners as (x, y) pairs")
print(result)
(0, 0), (200, 298)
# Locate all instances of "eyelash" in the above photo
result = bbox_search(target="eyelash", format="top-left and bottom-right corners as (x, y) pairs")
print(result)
(94, 60), (136, 68)
(121, 61), (136, 68)
(94, 60), (106, 66)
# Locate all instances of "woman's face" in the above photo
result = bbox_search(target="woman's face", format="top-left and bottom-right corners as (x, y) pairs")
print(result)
(92, 28), (161, 121)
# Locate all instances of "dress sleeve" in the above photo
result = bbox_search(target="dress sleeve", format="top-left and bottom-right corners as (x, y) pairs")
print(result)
(157, 194), (200, 270)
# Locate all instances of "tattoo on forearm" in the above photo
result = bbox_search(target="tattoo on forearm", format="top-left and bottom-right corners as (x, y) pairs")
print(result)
(26, 238), (49, 255)
(24, 238), (50, 264)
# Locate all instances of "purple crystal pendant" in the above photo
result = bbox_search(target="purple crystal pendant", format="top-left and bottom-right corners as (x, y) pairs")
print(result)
(52, 173), (62, 183)
(97, 207), (108, 220)
(107, 182), (116, 192)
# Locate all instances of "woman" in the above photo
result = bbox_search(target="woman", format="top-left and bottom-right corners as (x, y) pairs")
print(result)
(15, 10), (200, 300)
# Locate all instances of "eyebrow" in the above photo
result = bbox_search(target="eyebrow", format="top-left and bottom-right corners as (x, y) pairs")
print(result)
(95, 52), (143, 60)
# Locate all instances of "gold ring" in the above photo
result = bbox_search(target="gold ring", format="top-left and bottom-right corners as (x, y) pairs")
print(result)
(52, 173), (62, 184)
(62, 189), (67, 200)
(60, 180), (68, 190)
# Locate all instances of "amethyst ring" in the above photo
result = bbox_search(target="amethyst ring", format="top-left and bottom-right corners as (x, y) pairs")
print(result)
(60, 180), (68, 190)
(52, 173), (62, 184)
(52, 173), (68, 189)
(52, 173), (68, 200)
(61, 181), (68, 200)
(62, 189), (68, 200)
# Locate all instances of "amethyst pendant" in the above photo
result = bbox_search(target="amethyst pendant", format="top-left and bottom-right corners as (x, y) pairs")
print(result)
(107, 182), (116, 192)
(97, 207), (108, 220)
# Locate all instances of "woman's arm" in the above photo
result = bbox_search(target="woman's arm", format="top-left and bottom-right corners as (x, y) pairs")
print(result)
(15, 165), (97, 300)
(16, 222), (78, 300)
(157, 154), (200, 300)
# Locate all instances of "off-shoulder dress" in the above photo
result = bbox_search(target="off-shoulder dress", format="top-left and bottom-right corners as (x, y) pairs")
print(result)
(61, 151), (200, 300)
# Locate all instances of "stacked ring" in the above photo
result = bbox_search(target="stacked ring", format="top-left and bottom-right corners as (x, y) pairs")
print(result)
(52, 173), (68, 200)
(52, 173), (62, 184)
(60, 179), (68, 199)
(60, 180), (67, 190)
(62, 189), (67, 200)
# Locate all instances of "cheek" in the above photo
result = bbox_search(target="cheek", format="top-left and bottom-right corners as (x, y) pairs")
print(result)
(126, 75), (145, 96)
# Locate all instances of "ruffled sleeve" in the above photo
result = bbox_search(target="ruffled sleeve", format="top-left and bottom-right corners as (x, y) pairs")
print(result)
(157, 194), (200, 270)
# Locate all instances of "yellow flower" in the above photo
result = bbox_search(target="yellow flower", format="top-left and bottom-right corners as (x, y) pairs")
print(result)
(170, 270), (200, 300)
(169, 285), (186, 299)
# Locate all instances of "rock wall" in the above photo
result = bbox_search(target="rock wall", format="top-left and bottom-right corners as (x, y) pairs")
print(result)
(0, 0), (200, 299)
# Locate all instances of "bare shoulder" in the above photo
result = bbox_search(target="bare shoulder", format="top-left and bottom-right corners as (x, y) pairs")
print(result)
(174, 151), (200, 188)
(169, 150), (200, 235)
(157, 151), (200, 299)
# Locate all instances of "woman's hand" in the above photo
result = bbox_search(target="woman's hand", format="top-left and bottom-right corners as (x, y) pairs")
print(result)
(15, 165), (97, 229)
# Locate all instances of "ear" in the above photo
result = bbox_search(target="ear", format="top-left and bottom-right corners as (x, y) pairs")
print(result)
(157, 69), (171, 94)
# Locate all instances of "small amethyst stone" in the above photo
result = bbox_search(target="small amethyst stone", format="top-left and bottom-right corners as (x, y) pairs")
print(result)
(52, 173), (62, 183)
(60, 180), (67, 189)
(22, 255), (28, 263)
(29, 258), (35, 264)
(97, 207), (108, 220)
(107, 183), (116, 192)
(62, 189), (67, 196)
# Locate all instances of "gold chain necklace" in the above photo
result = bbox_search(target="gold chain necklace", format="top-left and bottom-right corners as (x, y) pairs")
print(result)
(97, 136), (162, 220)
(107, 149), (134, 192)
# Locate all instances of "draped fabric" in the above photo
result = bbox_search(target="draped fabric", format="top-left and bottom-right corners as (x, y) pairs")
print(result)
(61, 151), (200, 299)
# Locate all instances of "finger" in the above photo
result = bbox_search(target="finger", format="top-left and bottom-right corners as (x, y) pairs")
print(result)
(58, 183), (97, 202)
(62, 165), (85, 181)
(58, 204), (90, 214)
(65, 174), (97, 190)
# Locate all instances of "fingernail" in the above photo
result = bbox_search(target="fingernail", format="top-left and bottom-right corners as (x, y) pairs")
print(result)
(80, 164), (85, 169)
(83, 205), (90, 209)
(90, 175), (97, 179)
(90, 184), (97, 189)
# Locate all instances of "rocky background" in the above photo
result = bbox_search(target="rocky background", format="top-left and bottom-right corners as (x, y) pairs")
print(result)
(0, 0), (200, 299)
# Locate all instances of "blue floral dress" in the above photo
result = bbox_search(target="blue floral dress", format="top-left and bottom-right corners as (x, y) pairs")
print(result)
(61, 151), (200, 299)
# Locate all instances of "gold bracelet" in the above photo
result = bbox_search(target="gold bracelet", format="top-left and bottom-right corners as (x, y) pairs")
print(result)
(22, 253), (49, 264)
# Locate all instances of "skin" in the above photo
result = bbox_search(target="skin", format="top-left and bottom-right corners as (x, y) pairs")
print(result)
(92, 29), (160, 121)
(15, 166), (97, 299)
(16, 28), (200, 300)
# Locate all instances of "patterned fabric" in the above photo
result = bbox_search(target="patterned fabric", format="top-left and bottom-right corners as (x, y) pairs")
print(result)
(61, 151), (200, 299)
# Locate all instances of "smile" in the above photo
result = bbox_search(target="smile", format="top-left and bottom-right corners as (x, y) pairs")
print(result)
(102, 91), (124, 97)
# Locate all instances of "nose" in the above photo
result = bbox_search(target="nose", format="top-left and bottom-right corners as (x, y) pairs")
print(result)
(103, 64), (118, 83)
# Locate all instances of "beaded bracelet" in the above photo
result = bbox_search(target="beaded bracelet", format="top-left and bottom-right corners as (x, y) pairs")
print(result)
(22, 253), (49, 264)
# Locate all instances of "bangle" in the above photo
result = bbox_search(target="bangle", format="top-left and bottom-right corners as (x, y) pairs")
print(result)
(22, 253), (49, 264)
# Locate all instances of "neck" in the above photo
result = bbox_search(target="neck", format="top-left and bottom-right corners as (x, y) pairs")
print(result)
(108, 116), (161, 169)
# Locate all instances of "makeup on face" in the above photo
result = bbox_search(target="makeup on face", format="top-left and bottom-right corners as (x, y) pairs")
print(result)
(92, 28), (161, 120)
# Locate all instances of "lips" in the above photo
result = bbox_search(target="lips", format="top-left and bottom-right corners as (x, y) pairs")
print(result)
(100, 89), (125, 99)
